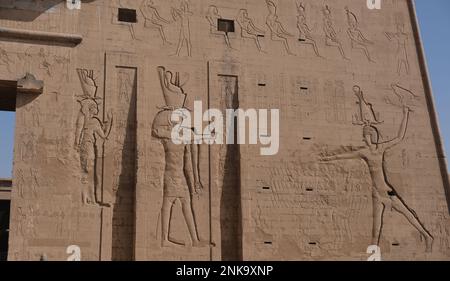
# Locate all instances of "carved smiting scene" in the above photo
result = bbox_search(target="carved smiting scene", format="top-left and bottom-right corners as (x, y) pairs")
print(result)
(236, 9), (266, 52)
(140, 0), (172, 45)
(265, 0), (295, 55)
(345, 7), (374, 62)
(152, 66), (211, 248)
(321, 86), (433, 252)
(206, 5), (233, 49)
(322, 5), (348, 60)
(385, 22), (410, 75)
(296, 2), (321, 57)
(172, 0), (193, 57)
(74, 69), (113, 206)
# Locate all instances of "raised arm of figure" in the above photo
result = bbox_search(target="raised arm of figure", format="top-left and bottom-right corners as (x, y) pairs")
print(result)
(320, 150), (361, 162)
(358, 30), (373, 44)
(381, 106), (410, 150)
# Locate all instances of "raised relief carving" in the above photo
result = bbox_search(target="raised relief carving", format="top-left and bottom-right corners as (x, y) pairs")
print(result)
(17, 73), (44, 95)
(352, 85), (383, 126)
(385, 21), (410, 75)
(296, 2), (321, 58)
(322, 5), (348, 60)
(384, 84), (419, 111)
(345, 7), (374, 62)
(206, 5), (232, 49)
(265, 0), (295, 56)
(74, 69), (113, 206)
(172, 0), (193, 57)
(53, 54), (70, 83)
(324, 81), (346, 124)
(0, 43), (13, 73)
(321, 86), (433, 252)
(16, 206), (36, 238)
(37, 48), (52, 76)
(152, 66), (211, 248)
(236, 9), (266, 52)
(140, 0), (172, 45)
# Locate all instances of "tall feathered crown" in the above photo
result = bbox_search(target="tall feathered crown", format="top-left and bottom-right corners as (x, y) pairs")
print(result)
(77, 69), (98, 99)
(157, 66), (187, 109)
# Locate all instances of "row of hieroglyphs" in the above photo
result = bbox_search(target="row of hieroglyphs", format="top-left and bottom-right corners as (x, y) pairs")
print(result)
(133, 0), (410, 74)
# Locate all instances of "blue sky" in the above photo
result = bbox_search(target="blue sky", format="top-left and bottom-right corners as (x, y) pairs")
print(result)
(415, 0), (450, 164)
(0, 0), (450, 177)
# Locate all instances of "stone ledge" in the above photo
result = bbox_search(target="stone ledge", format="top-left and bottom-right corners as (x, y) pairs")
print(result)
(0, 27), (82, 46)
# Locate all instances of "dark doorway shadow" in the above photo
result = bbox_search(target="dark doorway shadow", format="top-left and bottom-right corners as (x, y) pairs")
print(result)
(0, 200), (11, 261)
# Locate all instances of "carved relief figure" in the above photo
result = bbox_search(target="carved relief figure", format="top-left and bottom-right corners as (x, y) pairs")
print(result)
(385, 22), (410, 75)
(140, 0), (172, 45)
(206, 5), (232, 49)
(296, 2), (321, 57)
(387, 83), (418, 108)
(322, 5), (348, 60)
(38, 48), (52, 76)
(152, 66), (210, 247)
(0, 44), (12, 72)
(54, 54), (70, 83)
(236, 9), (266, 52)
(74, 69), (113, 206)
(345, 7), (374, 62)
(352, 86), (383, 126)
(172, 0), (193, 57)
(265, 0), (294, 55)
(321, 86), (433, 252)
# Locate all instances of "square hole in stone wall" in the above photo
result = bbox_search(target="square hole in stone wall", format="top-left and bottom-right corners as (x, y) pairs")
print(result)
(218, 19), (235, 33)
(118, 8), (137, 23)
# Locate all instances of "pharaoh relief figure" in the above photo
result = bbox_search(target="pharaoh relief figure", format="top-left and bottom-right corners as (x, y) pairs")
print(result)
(385, 21), (410, 75)
(236, 9), (265, 52)
(322, 5), (348, 60)
(265, 0), (295, 55)
(296, 2), (321, 57)
(321, 86), (433, 252)
(152, 66), (211, 248)
(74, 69), (113, 206)
(140, 0), (172, 45)
(206, 5), (233, 49)
(172, 0), (193, 57)
(345, 7), (374, 62)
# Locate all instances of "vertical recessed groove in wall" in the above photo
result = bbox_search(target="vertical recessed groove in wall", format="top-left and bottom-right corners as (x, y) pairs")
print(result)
(218, 75), (242, 260)
(111, 67), (137, 261)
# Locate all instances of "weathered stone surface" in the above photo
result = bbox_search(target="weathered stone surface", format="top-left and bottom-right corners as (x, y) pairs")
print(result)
(0, 0), (449, 261)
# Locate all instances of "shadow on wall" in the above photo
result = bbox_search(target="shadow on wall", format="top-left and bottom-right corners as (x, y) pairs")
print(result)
(0, 0), (96, 22)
